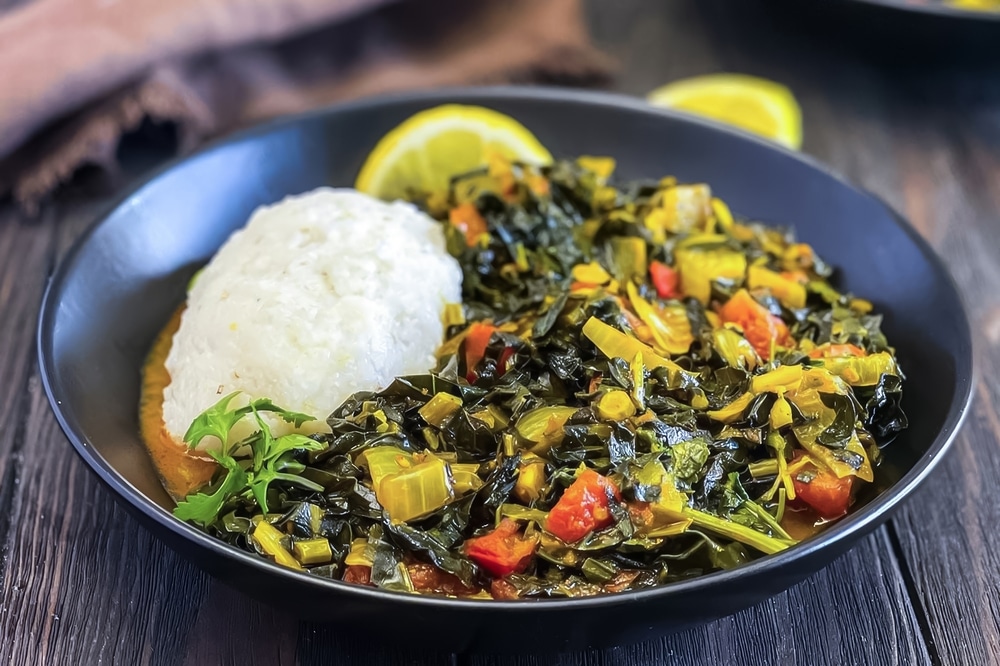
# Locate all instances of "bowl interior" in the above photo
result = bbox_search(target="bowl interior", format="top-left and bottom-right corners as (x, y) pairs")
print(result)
(40, 89), (970, 589)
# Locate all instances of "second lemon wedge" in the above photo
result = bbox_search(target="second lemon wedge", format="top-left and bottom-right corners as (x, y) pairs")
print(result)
(355, 104), (553, 201)
(647, 74), (803, 150)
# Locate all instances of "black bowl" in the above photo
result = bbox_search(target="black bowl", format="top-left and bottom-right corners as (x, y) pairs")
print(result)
(37, 87), (973, 653)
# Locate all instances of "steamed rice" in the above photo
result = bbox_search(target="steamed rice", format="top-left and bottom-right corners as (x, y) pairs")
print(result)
(162, 188), (463, 447)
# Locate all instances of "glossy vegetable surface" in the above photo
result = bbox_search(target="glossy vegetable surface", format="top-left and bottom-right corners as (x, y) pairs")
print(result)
(172, 156), (907, 599)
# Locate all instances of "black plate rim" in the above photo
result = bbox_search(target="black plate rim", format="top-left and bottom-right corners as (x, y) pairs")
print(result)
(37, 85), (975, 612)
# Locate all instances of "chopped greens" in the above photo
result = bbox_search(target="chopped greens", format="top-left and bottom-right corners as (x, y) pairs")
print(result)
(171, 156), (906, 599)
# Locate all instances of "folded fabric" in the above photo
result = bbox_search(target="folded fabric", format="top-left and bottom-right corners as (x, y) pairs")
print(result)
(0, 0), (613, 211)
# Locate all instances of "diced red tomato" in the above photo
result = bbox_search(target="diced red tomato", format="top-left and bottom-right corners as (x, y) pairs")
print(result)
(718, 289), (790, 359)
(649, 261), (680, 299)
(490, 578), (520, 600)
(544, 469), (621, 543)
(463, 322), (497, 381)
(342, 565), (372, 586)
(465, 519), (539, 577)
(449, 203), (489, 247)
(792, 465), (854, 519)
(407, 562), (481, 597)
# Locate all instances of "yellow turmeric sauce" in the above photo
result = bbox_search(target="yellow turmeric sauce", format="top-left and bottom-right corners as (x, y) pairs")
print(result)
(139, 307), (217, 501)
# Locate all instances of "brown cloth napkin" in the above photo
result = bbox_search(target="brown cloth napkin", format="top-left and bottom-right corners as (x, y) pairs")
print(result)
(0, 0), (613, 211)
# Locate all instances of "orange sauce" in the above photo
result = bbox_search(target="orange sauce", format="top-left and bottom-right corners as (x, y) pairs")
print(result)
(780, 506), (826, 541)
(139, 307), (217, 501)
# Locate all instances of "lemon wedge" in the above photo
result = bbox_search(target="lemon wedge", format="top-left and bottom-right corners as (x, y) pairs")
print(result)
(647, 74), (803, 150)
(355, 104), (553, 200)
(946, 0), (1000, 11)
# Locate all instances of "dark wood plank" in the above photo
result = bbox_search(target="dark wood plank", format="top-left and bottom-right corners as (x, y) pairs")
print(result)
(297, 625), (457, 666)
(878, 95), (1000, 665)
(464, 529), (929, 666)
(8, 0), (1000, 663)
(0, 206), (55, 527)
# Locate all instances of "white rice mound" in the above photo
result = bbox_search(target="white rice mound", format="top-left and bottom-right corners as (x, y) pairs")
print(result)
(162, 188), (463, 448)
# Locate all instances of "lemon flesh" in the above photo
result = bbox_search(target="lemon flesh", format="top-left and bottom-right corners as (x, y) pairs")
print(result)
(647, 74), (803, 150)
(946, 0), (1000, 11)
(355, 104), (553, 200)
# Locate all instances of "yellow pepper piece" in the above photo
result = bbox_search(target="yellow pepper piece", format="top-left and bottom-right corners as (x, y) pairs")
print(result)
(418, 392), (463, 427)
(711, 197), (734, 233)
(377, 457), (455, 523)
(582, 317), (691, 385)
(691, 391), (710, 410)
(594, 389), (637, 422)
(781, 243), (814, 272)
(443, 302), (466, 328)
(751, 364), (803, 394)
(571, 261), (612, 285)
(451, 463), (485, 495)
(514, 453), (548, 504)
(846, 434), (874, 483)
(658, 184), (713, 234)
(361, 446), (414, 490)
(675, 245), (747, 304)
(748, 265), (807, 309)
(818, 352), (898, 386)
(849, 298), (874, 314)
(253, 521), (303, 570)
(293, 538), (334, 565)
(643, 208), (669, 245)
(515, 406), (578, 443)
(769, 392), (793, 430)
(707, 392), (755, 423)
(610, 236), (648, 284)
(626, 282), (693, 356)
(577, 155), (616, 181)
(345, 538), (373, 567)
(712, 327), (760, 370)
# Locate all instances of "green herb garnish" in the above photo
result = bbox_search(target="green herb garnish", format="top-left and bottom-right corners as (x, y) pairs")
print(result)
(173, 392), (322, 525)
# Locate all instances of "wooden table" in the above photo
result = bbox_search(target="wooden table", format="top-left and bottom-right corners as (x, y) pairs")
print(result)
(2, 1), (999, 663)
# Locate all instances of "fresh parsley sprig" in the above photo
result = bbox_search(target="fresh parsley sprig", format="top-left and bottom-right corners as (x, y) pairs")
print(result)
(173, 392), (325, 526)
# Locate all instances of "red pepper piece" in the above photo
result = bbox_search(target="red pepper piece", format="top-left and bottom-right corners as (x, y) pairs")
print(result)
(449, 203), (488, 247)
(497, 346), (516, 376)
(463, 322), (497, 381)
(649, 261), (680, 299)
(544, 469), (621, 543)
(465, 518), (538, 578)
(718, 289), (790, 359)
(792, 465), (854, 519)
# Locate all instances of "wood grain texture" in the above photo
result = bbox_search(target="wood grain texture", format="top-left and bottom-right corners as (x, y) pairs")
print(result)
(883, 102), (1000, 664)
(1, 0), (999, 663)
(0, 206), (55, 584)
